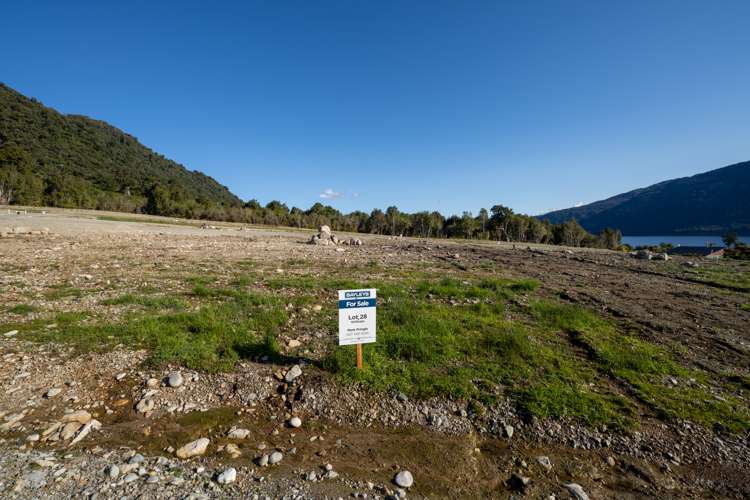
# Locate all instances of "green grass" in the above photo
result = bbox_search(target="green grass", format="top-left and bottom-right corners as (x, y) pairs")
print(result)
(43, 285), (83, 300)
(7, 268), (748, 433)
(101, 293), (187, 310)
(17, 290), (287, 372)
(685, 262), (750, 292)
(740, 303), (750, 312)
(8, 304), (36, 315)
(529, 301), (749, 433)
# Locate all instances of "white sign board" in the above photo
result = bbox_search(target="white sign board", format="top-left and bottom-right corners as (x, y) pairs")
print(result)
(338, 289), (377, 346)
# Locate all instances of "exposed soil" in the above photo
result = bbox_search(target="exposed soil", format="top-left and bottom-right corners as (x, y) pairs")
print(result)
(1, 208), (749, 499)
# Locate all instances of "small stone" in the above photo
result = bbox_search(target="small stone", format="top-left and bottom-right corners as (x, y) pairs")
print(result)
(217, 467), (236, 484)
(24, 470), (46, 489)
(136, 398), (155, 414)
(107, 464), (120, 479)
(287, 339), (302, 348)
(26, 433), (40, 442)
(227, 428), (250, 440)
(115, 372), (127, 381)
(146, 378), (160, 389)
(123, 473), (139, 483)
(60, 421), (84, 440)
(175, 438), (210, 459)
(285, 365), (302, 383)
(44, 388), (62, 398)
(396, 392), (408, 402)
(394, 470), (413, 488)
(325, 470), (339, 479)
(61, 410), (92, 424)
(504, 424), (514, 439)
(167, 371), (184, 388)
(269, 451), (283, 464)
(256, 454), (269, 467)
(3, 330), (19, 337)
(536, 456), (552, 471)
(509, 473), (530, 492)
(565, 483), (590, 500)
(289, 417), (302, 428)
(606, 456), (616, 467)
(146, 475), (159, 484)
(129, 454), (145, 464)
(225, 443), (241, 458)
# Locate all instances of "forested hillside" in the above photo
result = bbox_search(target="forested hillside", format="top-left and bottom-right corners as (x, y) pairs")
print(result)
(0, 83), (242, 218)
(1, 83), (623, 248)
(540, 161), (750, 235)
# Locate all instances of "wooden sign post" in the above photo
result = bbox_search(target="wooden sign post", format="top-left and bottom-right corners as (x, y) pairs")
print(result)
(338, 289), (377, 369)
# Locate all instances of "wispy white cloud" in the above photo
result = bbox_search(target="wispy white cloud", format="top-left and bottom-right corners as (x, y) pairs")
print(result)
(319, 188), (342, 200)
(351, 192), (360, 198)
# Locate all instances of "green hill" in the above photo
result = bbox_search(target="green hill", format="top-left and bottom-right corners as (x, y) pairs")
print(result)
(539, 161), (750, 235)
(0, 83), (242, 218)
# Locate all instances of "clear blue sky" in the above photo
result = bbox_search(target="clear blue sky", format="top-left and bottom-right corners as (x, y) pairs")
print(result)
(2, 1), (749, 216)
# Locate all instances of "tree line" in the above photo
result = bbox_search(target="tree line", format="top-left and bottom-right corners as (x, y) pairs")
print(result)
(1, 144), (621, 249)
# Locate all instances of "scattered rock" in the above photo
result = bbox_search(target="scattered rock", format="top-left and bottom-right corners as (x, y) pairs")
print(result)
(167, 371), (184, 388)
(3, 330), (18, 338)
(44, 387), (62, 398)
(60, 422), (83, 440)
(606, 456), (616, 467)
(227, 428), (250, 440)
(225, 443), (242, 458)
(123, 472), (139, 483)
(216, 467), (236, 484)
(289, 416), (302, 428)
(115, 372), (127, 381)
(394, 470), (414, 488)
(537, 456), (552, 471)
(504, 424), (514, 439)
(176, 438), (210, 459)
(269, 451), (283, 464)
(68, 419), (101, 446)
(287, 339), (302, 349)
(256, 454), (269, 467)
(108, 464), (120, 479)
(61, 410), (92, 425)
(565, 483), (590, 500)
(285, 365), (302, 383)
(136, 398), (155, 414)
(508, 473), (530, 492)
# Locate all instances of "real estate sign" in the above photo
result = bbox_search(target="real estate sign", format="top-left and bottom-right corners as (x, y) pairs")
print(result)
(338, 288), (377, 346)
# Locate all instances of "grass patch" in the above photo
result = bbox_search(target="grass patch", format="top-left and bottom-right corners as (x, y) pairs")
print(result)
(685, 262), (750, 291)
(323, 280), (635, 429)
(44, 286), (83, 300)
(22, 291), (287, 372)
(8, 304), (36, 315)
(529, 301), (749, 432)
(101, 293), (186, 310)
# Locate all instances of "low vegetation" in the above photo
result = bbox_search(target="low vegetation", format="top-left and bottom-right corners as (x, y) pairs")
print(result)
(4, 261), (746, 434)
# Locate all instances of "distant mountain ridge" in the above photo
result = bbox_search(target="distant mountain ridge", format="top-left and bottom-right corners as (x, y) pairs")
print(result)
(539, 161), (750, 235)
(0, 83), (242, 217)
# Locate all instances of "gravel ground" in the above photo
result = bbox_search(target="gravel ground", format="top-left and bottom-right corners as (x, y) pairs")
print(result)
(1, 208), (749, 498)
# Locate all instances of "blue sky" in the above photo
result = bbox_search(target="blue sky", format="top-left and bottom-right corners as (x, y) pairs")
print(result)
(2, 1), (749, 215)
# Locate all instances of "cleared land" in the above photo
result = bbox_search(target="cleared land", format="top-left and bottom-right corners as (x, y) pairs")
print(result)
(1, 208), (749, 498)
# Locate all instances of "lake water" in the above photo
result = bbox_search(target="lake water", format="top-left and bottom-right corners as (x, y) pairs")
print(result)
(622, 235), (749, 247)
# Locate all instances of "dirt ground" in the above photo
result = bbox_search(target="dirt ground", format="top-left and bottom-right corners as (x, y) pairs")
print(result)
(1, 208), (748, 499)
